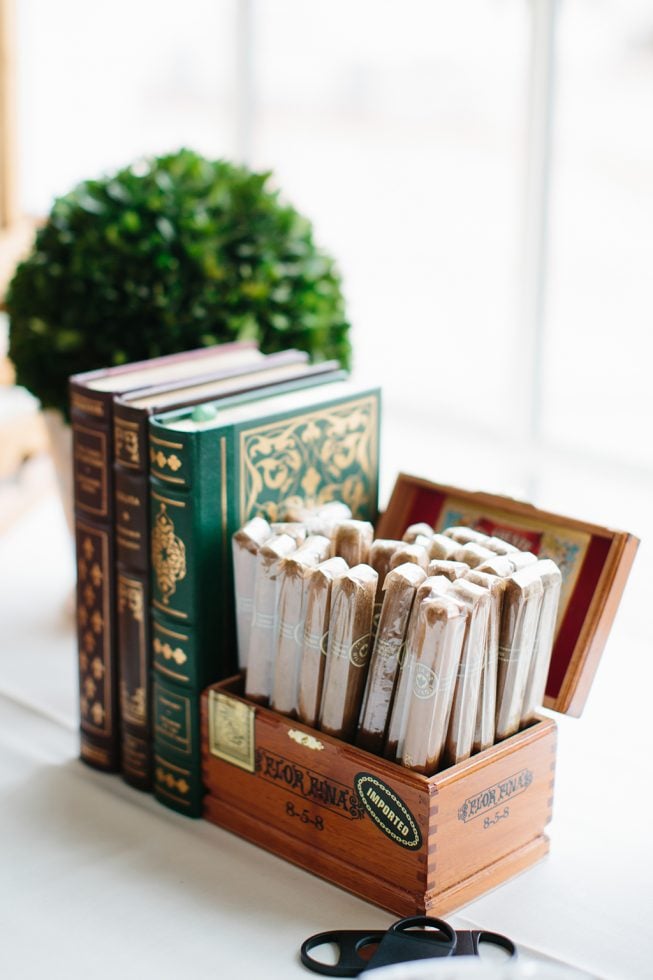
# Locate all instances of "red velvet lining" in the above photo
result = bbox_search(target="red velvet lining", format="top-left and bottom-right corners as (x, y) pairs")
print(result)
(545, 533), (611, 698)
(402, 485), (611, 701)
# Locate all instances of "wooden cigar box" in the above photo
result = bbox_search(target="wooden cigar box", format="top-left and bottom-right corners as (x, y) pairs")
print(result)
(201, 473), (639, 916)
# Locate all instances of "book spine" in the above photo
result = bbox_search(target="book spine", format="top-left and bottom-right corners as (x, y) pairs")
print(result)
(70, 382), (120, 771)
(114, 404), (152, 789)
(149, 422), (236, 816)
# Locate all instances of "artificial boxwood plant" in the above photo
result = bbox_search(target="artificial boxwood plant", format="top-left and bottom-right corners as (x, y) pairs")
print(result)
(7, 149), (351, 418)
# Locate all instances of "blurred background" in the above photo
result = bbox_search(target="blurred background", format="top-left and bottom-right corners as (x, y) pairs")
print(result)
(1, 0), (651, 608)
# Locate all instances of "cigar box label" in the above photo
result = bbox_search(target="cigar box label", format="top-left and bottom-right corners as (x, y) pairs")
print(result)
(256, 748), (364, 820)
(438, 498), (590, 631)
(457, 768), (533, 824)
(208, 691), (255, 773)
(354, 773), (422, 850)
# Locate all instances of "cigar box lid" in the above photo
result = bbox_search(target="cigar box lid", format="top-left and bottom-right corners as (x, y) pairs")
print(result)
(377, 473), (639, 717)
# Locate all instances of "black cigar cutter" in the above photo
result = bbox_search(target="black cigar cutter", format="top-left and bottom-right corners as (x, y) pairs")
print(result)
(301, 914), (516, 975)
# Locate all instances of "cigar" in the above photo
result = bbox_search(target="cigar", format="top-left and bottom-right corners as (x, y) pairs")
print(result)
(298, 534), (332, 564)
(369, 540), (404, 597)
(270, 522), (308, 547)
(443, 579), (491, 766)
(333, 520), (374, 567)
(278, 498), (312, 522)
(232, 517), (272, 668)
(317, 501), (353, 523)
(296, 557), (349, 727)
(444, 526), (490, 546)
(318, 564), (377, 742)
(495, 566), (545, 740)
(245, 534), (297, 704)
(477, 551), (539, 576)
(426, 559), (470, 581)
(464, 569), (507, 753)
(508, 551), (538, 571)
(520, 559), (562, 725)
(484, 536), (519, 556)
(369, 539), (404, 637)
(383, 576), (453, 759)
(402, 522), (434, 544)
(389, 543), (430, 572)
(476, 555), (521, 577)
(428, 533), (462, 561)
(356, 563), (427, 755)
(303, 501), (354, 540)
(270, 546), (325, 718)
(413, 533), (436, 551)
(397, 596), (467, 775)
(453, 543), (496, 569)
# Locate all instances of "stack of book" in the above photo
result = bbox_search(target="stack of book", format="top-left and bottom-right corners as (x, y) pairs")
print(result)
(70, 342), (381, 815)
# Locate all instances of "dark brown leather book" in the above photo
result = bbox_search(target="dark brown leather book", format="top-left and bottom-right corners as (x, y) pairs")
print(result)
(70, 341), (262, 772)
(113, 352), (346, 790)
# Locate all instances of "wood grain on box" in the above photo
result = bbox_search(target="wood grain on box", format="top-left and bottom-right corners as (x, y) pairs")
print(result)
(202, 676), (556, 916)
(201, 471), (638, 916)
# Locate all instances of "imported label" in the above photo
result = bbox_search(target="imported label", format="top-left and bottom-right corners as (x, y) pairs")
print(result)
(354, 773), (422, 850)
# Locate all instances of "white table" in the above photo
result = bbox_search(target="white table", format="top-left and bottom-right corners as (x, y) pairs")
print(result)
(1, 490), (650, 979)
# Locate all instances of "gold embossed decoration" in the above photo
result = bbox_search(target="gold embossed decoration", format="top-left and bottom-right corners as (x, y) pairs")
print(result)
(76, 527), (110, 735)
(155, 765), (189, 796)
(152, 503), (187, 603)
(118, 578), (144, 622)
(240, 394), (378, 523)
(287, 729), (324, 751)
(153, 637), (188, 665)
(150, 448), (182, 472)
(114, 423), (140, 465)
(121, 681), (146, 721)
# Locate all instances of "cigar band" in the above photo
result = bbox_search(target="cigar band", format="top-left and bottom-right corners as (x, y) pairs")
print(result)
(395, 640), (409, 666)
(253, 611), (275, 630)
(372, 602), (383, 632)
(413, 663), (438, 699)
(413, 664), (456, 699)
(350, 633), (372, 668)
(375, 638), (402, 662)
(456, 658), (484, 679)
(279, 621), (301, 641)
(498, 645), (528, 663)
(304, 630), (329, 655)
(236, 595), (254, 614)
(330, 634), (371, 667)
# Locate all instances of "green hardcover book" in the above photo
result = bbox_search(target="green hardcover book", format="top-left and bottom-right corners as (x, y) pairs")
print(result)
(149, 378), (381, 815)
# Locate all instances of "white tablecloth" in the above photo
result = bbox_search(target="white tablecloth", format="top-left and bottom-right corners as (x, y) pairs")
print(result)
(1, 492), (650, 980)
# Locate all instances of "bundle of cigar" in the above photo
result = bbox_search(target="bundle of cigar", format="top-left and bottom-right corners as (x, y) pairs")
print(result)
(231, 505), (561, 776)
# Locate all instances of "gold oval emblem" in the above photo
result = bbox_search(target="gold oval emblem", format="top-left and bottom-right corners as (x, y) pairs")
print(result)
(287, 729), (324, 751)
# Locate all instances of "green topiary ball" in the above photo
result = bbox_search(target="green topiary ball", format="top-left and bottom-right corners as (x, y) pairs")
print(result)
(7, 148), (352, 419)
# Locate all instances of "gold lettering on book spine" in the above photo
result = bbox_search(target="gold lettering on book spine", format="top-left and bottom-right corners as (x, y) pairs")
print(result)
(115, 420), (140, 466)
(117, 576), (147, 723)
(239, 394), (378, 523)
(151, 503), (187, 604)
(118, 578), (144, 622)
(71, 392), (105, 418)
(121, 682), (146, 722)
